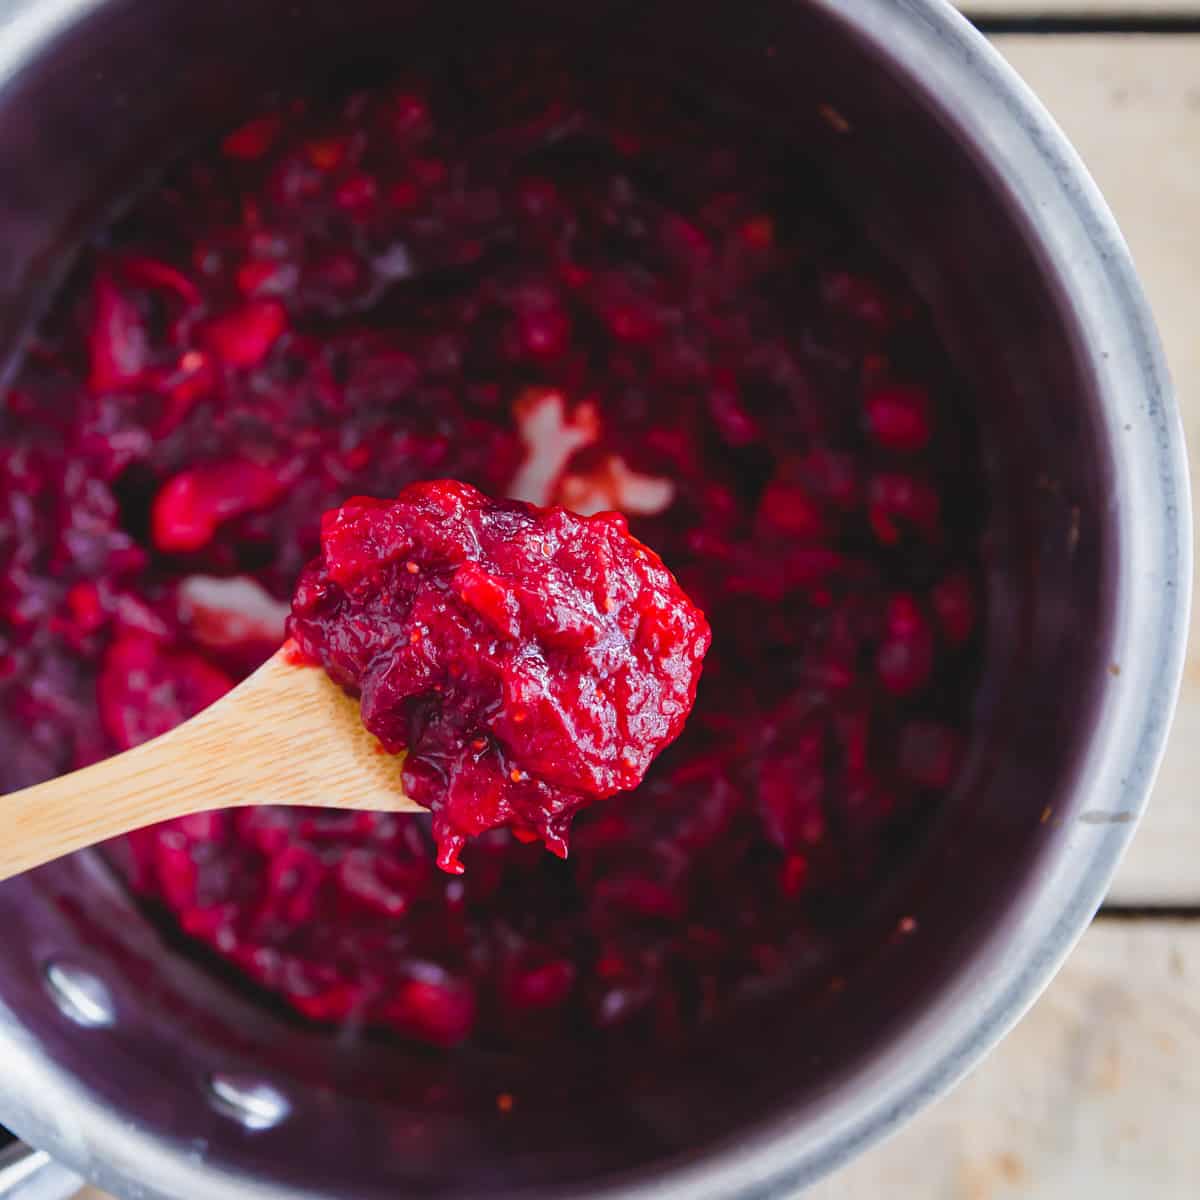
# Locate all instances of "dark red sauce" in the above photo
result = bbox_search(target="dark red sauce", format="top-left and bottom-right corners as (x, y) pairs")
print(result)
(0, 54), (982, 1049)
(288, 480), (711, 873)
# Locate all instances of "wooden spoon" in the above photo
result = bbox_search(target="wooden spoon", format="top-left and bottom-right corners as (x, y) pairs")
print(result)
(0, 645), (421, 882)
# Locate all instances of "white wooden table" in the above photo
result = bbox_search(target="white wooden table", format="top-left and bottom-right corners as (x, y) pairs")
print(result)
(76, 13), (1200, 1200)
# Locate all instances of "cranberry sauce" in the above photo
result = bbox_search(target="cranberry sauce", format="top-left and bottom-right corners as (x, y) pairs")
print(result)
(289, 481), (711, 873)
(0, 55), (982, 1049)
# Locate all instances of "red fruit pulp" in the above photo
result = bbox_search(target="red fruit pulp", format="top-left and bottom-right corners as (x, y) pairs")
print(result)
(288, 481), (711, 872)
(0, 49), (983, 1051)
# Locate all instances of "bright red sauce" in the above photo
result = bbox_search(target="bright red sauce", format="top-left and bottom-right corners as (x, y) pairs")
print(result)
(288, 480), (711, 873)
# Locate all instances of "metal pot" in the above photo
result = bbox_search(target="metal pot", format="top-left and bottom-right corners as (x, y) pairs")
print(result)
(0, 0), (1189, 1196)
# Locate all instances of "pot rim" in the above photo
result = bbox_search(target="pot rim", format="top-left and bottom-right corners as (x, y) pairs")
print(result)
(0, 0), (1189, 1197)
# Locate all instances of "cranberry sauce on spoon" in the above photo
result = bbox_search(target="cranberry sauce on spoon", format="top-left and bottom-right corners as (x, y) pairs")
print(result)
(288, 480), (710, 873)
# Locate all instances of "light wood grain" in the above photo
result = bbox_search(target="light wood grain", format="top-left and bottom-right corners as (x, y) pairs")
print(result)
(990, 35), (1200, 904)
(0, 648), (418, 881)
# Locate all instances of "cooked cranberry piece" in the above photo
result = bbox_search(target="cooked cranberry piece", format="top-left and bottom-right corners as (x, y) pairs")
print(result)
(931, 571), (977, 647)
(288, 481), (711, 872)
(152, 461), (287, 553)
(863, 384), (933, 452)
(876, 593), (934, 697)
(222, 115), (282, 161)
(867, 472), (942, 545)
(88, 273), (148, 393)
(382, 967), (478, 1048)
(202, 300), (288, 368)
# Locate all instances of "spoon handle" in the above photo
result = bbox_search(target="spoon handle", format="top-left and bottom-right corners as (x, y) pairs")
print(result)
(0, 648), (419, 881)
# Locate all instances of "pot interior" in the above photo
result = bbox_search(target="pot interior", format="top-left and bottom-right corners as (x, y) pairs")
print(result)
(0, 0), (1113, 1195)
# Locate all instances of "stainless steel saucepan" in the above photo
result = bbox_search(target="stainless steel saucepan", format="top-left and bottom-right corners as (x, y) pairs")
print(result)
(0, 0), (1188, 1196)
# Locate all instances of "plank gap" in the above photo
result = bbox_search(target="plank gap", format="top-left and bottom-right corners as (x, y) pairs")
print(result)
(973, 13), (1200, 31)
(1099, 905), (1200, 921)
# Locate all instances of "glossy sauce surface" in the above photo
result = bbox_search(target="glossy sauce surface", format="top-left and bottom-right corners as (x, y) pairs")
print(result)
(289, 480), (710, 873)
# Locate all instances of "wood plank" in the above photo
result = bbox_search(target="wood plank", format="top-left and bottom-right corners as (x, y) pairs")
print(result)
(68, 918), (1200, 1200)
(989, 36), (1200, 904)
(811, 919), (1200, 1198)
